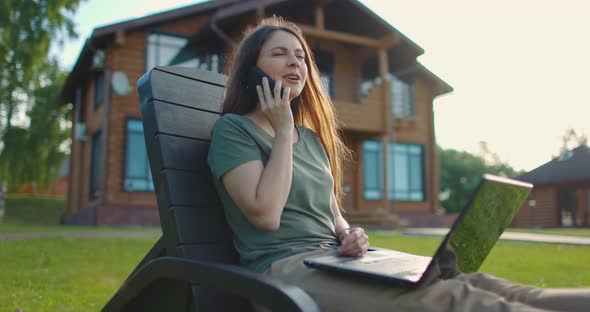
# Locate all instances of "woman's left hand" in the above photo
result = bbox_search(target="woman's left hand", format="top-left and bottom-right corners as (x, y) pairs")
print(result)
(337, 227), (369, 257)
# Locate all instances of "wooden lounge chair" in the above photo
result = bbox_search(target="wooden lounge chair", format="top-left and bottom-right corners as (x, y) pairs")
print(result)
(102, 66), (319, 312)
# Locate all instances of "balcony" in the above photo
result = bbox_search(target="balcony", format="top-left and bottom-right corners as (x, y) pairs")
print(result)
(334, 77), (388, 134)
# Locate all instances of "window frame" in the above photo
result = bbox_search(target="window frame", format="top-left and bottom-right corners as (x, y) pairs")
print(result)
(93, 71), (104, 111)
(362, 140), (384, 201)
(312, 49), (335, 99)
(89, 130), (102, 200)
(144, 30), (224, 73)
(388, 143), (425, 202)
(390, 73), (415, 119)
(122, 118), (154, 193)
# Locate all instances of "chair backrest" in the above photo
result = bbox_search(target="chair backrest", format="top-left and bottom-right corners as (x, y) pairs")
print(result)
(138, 66), (249, 311)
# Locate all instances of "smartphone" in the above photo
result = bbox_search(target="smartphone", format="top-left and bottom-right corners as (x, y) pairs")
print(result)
(247, 66), (286, 98)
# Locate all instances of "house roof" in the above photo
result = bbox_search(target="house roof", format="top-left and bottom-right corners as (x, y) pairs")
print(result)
(60, 0), (451, 103)
(60, 0), (239, 104)
(517, 144), (590, 185)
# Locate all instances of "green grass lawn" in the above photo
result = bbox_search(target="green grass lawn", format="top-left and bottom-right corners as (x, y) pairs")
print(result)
(508, 227), (590, 237)
(2, 195), (589, 311)
(370, 233), (590, 288)
(1, 233), (589, 312)
(0, 236), (158, 312)
(2, 194), (66, 225)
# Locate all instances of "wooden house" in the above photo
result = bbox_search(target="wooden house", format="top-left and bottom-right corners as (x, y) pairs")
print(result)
(513, 144), (590, 227)
(60, 0), (452, 226)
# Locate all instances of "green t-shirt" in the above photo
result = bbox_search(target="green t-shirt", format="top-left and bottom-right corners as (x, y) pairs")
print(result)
(207, 113), (339, 272)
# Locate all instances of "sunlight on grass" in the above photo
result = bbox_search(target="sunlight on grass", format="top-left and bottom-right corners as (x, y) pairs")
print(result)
(0, 237), (158, 312)
(368, 232), (590, 288)
(1, 233), (589, 311)
(508, 228), (590, 237)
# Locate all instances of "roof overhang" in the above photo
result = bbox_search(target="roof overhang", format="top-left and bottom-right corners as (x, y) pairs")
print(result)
(60, 0), (240, 104)
(61, 0), (449, 103)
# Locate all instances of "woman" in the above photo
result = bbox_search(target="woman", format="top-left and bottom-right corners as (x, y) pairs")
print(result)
(207, 16), (589, 311)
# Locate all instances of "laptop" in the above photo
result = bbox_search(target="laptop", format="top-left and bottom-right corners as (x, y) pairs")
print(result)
(304, 174), (533, 287)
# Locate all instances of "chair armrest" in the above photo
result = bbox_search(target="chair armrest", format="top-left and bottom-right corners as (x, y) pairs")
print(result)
(104, 256), (319, 312)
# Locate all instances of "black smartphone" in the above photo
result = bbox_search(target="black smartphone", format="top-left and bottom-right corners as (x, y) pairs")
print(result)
(246, 66), (286, 98)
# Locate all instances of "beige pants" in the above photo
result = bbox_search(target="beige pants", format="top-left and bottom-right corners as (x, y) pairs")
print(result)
(255, 249), (590, 312)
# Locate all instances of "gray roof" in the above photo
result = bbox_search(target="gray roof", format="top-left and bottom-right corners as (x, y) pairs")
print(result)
(517, 144), (590, 184)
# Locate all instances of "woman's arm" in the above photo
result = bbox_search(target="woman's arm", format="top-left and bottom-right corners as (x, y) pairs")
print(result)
(222, 130), (293, 232)
(221, 79), (294, 232)
(330, 191), (369, 257)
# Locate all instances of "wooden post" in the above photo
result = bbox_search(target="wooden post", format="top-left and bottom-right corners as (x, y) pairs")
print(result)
(379, 48), (391, 130)
(378, 48), (391, 213)
(315, 7), (324, 30)
(381, 135), (389, 213)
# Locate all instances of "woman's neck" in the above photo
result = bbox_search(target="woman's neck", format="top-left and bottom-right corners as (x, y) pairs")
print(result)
(244, 107), (299, 141)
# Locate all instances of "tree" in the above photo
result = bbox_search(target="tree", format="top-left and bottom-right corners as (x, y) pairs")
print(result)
(438, 145), (521, 213)
(0, 0), (82, 191)
(26, 60), (71, 192)
(0, 0), (82, 132)
(0, 60), (71, 193)
(555, 127), (588, 157)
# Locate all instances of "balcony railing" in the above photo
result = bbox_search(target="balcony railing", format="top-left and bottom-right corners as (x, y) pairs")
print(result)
(334, 77), (388, 133)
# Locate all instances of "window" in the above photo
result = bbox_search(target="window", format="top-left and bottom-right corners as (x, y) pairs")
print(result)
(362, 141), (425, 202)
(360, 56), (380, 97)
(362, 141), (383, 200)
(93, 71), (104, 110)
(124, 119), (154, 192)
(388, 143), (424, 201)
(146, 32), (223, 73)
(312, 50), (334, 98)
(389, 73), (414, 118)
(90, 131), (102, 199)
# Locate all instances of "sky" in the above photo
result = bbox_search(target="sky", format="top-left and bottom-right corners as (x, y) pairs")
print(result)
(54, 0), (590, 172)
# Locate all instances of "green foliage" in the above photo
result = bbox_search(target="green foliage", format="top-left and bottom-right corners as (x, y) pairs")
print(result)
(0, 60), (71, 191)
(0, 0), (82, 130)
(3, 194), (67, 225)
(0, 0), (82, 191)
(438, 145), (523, 213)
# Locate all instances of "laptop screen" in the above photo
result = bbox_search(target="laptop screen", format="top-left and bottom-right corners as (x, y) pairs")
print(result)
(442, 175), (532, 273)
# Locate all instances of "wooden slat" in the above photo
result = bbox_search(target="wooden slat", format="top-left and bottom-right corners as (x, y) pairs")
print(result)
(155, 134), (211, 173)
(170, 205), (231, 244)
(156, 66), (228, 87)
(159, 169), (219, 208)
(148, 68), (226, 112)
(145, 100), (219, 140)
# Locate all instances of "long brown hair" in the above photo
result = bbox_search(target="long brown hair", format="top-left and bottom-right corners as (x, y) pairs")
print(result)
(222, 16), (352, 211)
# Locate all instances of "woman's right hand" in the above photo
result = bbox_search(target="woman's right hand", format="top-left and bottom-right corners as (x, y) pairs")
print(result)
(256, 77), (294, 135)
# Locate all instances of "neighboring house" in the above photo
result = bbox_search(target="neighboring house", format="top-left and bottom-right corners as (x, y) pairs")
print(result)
(513, 144), (590, 227)
(60, 0), (452, 226)
(15, 160), (69, 198)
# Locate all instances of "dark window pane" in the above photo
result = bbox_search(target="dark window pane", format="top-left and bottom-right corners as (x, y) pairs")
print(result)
(313, 50), (334, 98)
(389, 143), (424, 201)
(124, 120), (154, 192)
(363, 141), (382, 200)
(146, 33), (223, 73)
(93, 72), (104, 110)
(90, 131), (102, 199)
